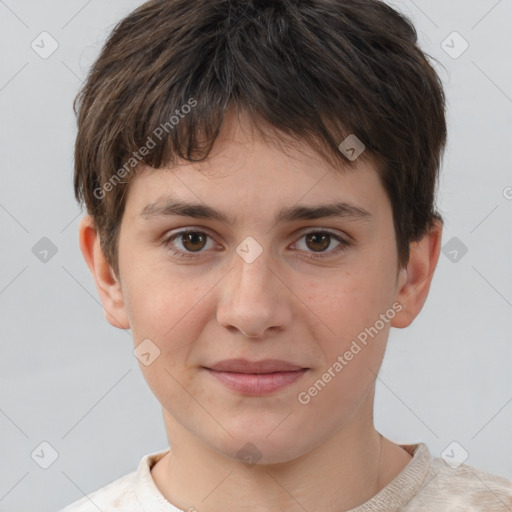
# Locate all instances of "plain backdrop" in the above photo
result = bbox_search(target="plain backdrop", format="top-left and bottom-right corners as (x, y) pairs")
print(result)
(0, 0), (511, 510)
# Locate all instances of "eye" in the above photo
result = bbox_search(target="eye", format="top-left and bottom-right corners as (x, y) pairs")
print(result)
(164, 228), (351, 260)
(164, 230), (216, 259)
(292, 230), (350, 259)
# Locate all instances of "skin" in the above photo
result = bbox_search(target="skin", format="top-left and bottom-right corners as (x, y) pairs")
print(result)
(79, 108), (442, 512)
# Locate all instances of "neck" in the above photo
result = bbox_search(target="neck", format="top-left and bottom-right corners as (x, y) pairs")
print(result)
(151, 404), (411, 511)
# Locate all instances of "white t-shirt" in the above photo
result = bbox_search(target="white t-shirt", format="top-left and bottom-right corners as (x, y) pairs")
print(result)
(59, 442), (512, 511)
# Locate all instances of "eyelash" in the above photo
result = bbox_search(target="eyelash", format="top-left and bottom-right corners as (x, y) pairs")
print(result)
(163, 229), (351, 260)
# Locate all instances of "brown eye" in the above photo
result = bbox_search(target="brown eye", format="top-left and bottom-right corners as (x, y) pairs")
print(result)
(305, 232), (331, 252)
(293, 230), (350, 259)
(180, 232), (208, 252)
(165, 230), (215, 259)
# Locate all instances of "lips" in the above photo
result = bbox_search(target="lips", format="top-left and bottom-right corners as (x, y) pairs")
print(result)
(203, 359), (309, 395)
(205, 358), (307, 374)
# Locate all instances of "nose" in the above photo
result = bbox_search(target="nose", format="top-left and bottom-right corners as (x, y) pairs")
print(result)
(216, 247), (293, 339)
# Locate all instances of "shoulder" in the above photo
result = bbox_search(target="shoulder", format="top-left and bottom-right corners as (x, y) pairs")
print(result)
(58, 470), (137, 512)
(58, 449), (170, 512)
(411, 456), (512, 511)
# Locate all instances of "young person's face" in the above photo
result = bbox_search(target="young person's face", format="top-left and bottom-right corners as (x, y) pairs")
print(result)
(84, 110), (438, 464)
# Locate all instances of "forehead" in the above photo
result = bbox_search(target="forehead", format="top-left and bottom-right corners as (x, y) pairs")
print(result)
(122, 110), (390, 228)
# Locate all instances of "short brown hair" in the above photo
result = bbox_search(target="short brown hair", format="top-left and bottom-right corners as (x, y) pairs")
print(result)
(73, 0), (447, 278)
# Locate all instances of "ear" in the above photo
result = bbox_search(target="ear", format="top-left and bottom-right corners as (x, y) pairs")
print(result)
(78, 216), (130, 330)
(391, 219), (443, 328)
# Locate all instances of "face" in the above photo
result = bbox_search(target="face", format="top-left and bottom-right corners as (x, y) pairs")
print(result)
(115, 111), (406, 464)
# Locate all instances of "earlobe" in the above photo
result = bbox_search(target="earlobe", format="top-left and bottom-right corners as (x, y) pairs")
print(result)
(78, 216), (130, 330)
(391, 220), (443, 329)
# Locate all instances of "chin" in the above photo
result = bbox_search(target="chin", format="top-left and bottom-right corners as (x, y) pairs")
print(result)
(210, 431), (308, 467)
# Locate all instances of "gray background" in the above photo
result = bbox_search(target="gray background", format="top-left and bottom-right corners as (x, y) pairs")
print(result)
(0, 0), (511, 510)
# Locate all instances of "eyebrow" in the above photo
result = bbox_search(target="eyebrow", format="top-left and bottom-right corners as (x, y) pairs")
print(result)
(140, 196), (371, 224)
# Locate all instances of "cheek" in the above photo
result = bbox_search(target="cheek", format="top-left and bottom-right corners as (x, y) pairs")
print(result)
(296, 274), (390, 417)
(124, 269), (206, 411)
(299, 266), (391, 340)
(123, 264), (209, 341)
